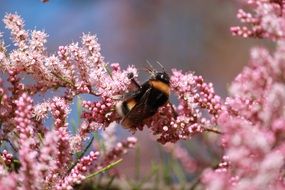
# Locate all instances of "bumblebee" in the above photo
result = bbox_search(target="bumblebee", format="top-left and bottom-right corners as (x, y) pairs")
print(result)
(116, 68), (171, 131)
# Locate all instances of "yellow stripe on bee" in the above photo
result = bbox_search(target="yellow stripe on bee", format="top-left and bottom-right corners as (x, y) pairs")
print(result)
(150, 80), (170, 95)
(126, 98), (137, 110)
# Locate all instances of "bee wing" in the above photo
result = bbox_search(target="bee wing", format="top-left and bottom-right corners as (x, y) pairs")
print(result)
(121, 90), (142, 100)
(121, 88), (153, 129)
(113, 88), (142, 101)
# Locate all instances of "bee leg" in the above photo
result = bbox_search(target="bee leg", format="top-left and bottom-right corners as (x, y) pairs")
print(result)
(129, 128), (137, 134)
(127, 72), (141, 89)
(168, 101), (178, 119)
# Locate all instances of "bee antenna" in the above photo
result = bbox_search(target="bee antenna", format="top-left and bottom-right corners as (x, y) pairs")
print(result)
(137, 67), (146, 72)
(142, 67), (151, 72)
(156, 61), (165, 71)
(146, 60), (154, 70)
(145, 59), (156, 76)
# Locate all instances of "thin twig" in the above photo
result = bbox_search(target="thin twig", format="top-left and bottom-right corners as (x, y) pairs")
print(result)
(85, 159), (123, 180)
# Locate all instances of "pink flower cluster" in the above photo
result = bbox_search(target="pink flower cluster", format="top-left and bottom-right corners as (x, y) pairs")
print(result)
(0, 13), (137, 189)
(1, 0), (285, 187)
(98, 137), (137, 169)
(202, 1), (285, 189)
(56, 151), (100, 190)
(1, 150), (13, 166)
(145, 70), (222, 144)
(231, 0), (285, 39)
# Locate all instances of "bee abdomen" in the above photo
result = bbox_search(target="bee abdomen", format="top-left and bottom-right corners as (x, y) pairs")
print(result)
(116, 98), (137, 117)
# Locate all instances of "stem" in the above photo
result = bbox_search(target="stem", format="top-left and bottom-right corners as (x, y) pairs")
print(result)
(135, 145), (141, 181)
(190, 177), (201, 190)
(51, 71), (74, 87)
(67, 135), (95, 174)
(37, 133), (44, 144)
(85, 159), (123, 180)
(2, 138), (18, 152)
(204, 127), (223, 134)
(106, 175), (116, 189)
(103, 63), (113, 80)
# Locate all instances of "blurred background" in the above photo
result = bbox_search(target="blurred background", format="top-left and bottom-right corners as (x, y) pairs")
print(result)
(0, 0), (265, 188)
(0, 0), (257, 95)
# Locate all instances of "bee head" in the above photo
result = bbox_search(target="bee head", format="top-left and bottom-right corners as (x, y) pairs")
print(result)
(154, 71), (170, 84)
(145, 61), (170, 84)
